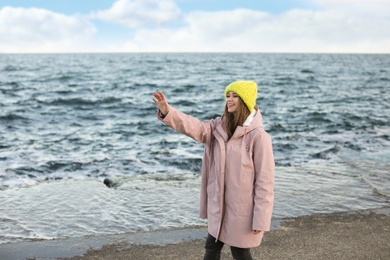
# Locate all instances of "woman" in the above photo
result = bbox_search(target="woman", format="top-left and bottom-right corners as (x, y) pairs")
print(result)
(153, 81), (274, 260)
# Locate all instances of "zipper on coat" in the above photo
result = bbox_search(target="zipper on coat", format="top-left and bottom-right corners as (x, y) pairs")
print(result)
(245, 129), (250, 152)
(216, 141), (227, 243)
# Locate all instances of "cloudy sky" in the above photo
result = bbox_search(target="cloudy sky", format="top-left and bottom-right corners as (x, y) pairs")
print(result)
(1, 0), (389, 53)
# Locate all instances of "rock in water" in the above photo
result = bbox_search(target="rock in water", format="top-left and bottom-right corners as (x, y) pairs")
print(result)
(103, 178), (117, 188)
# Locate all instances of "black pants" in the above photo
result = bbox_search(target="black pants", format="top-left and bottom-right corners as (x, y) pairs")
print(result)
(203, 233), (253, 260)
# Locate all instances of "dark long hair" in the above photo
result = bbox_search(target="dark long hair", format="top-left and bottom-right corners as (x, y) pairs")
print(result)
(222, 97), (257, 139)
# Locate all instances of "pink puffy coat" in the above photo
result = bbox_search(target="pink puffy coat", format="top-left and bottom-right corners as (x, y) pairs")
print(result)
(158, 106), (274, 248)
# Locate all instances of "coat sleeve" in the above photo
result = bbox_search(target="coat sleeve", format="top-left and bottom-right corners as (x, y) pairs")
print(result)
(157, 106), (213, 144)
(252, 130), (275, 232)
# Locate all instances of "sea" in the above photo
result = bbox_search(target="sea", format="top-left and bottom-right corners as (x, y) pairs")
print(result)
(0, 53), (389, 244)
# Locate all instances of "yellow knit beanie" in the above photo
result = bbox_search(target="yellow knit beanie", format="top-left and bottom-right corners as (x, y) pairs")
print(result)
(224, 81), (258, 112)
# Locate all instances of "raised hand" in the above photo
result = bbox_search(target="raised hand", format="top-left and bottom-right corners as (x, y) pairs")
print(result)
(152, 91), (170, 116)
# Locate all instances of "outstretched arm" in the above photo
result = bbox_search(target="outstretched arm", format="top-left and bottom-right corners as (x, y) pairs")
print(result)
(153, 91), (217, 144)
(152, 91), (170, 116)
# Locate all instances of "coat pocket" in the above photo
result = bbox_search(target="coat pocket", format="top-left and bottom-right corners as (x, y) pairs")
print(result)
(238, 189), (254, 217)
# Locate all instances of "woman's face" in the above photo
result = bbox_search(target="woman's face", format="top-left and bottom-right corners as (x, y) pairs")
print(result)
(226, 91), (240, 113)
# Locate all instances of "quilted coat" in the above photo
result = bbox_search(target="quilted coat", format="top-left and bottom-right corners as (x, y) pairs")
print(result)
(158, 106), (274, 248)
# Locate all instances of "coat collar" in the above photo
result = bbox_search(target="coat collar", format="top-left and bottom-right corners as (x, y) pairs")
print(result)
(215, 109), (263, 141)
(232, 109), (263, 138)
(243, 109), (257, 126)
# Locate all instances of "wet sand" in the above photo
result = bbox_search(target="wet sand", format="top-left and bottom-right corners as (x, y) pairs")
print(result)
(62, 208), (390, 260)
(1, 208), (389, 260)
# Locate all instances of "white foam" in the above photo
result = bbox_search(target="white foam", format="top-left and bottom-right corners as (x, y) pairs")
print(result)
(0, 176), (206, 244)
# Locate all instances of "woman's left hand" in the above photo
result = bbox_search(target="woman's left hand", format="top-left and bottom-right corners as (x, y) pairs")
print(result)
(152, 91), (170, 116)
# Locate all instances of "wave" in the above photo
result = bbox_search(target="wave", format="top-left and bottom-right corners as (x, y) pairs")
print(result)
(274, 75), (318, 85)
(173, 84), (197, 93)
(372, 187), (390, 198)
(132, 83), (158, 89)
(1, 65), (19, 72)
(37, 96), (122, 107)
(307, 112), (332, 124)
(43, 160), (84, 172)
(0, 113), (28, 122)
(301, 69), (315, 74)
(360, 175), (390, 199)
(0, 82), (21, 93)
(311, 145), (341, 159)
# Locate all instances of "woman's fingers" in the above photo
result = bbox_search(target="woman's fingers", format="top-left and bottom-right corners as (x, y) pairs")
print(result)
(152, 91), (169, 115)
(153, 91), (165, 102)
(152, 91), (163, 104)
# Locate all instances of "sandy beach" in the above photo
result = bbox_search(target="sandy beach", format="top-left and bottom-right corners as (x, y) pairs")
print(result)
(1, 207), (388, 260)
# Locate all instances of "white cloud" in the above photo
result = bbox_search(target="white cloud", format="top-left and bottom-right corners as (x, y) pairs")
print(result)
(0, 7), (97, 53)
(310, 0), (390, 16)
(313, 0), (389, 6)
(122, 8), (390, 53)
(90, 0), (181, 28)
(2, 2), (389, 53)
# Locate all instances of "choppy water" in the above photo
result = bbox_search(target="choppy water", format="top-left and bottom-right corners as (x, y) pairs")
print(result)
(0, 53), (389, 244)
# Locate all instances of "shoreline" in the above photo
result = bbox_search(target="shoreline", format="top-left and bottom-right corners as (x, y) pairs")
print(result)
(0, 207), (389, 260)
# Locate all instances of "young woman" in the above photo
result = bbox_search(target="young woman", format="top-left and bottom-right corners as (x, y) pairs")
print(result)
(153, 81), (275, 260)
